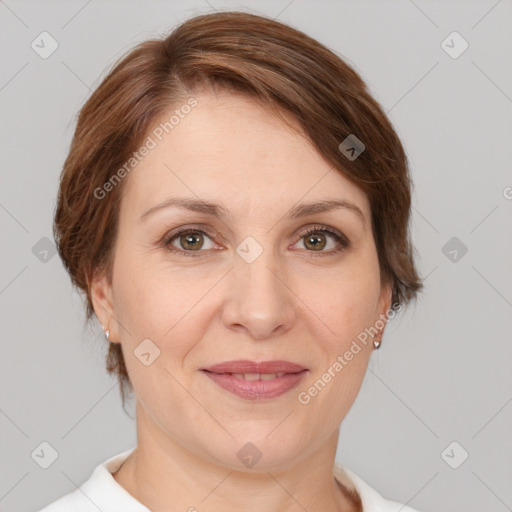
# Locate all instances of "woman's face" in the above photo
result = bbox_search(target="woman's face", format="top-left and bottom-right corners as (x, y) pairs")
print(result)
(92, 89), (391, 471)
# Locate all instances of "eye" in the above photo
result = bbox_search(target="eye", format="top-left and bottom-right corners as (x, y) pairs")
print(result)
(295, 225), (349, 255)
(162, 224), (349, 258)
(163, 227), (217, 257)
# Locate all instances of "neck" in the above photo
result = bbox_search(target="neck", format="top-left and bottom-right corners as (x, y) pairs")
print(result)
(113, 403), (358, 512)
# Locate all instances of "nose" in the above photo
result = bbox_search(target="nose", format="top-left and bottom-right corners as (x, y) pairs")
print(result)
(221, 248), (296, 340)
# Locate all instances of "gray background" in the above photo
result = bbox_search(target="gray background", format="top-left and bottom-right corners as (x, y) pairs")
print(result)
(1, 1), (511, 511)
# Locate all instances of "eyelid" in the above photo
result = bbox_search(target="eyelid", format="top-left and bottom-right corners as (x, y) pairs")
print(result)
(292, 224), (349, 255)
(162, 223), (349, 256)
(162, 224), (220, 250)
(298, 224), (348, 243)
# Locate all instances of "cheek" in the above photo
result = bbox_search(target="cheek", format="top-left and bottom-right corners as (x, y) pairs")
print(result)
(302, 261), (381, 348)
(111, 260), (202, 407)
(331, 285), (379, 344)
(300, 266), (380, 416)
(112, 249), (215, 357)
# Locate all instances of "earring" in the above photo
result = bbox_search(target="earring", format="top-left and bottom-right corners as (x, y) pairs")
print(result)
(104, 328), (110, 341)
(373, 331), (383, 350)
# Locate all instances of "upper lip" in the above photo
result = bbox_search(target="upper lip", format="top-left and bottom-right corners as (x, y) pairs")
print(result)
(202, 360), (307, 374)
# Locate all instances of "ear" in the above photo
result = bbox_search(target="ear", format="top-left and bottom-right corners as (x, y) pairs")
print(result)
(376, 280), (393, 333)
(90, 269), (120, 344)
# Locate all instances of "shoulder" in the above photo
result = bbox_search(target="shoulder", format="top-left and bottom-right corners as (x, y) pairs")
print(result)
(334, 464), (424, 512)
(35, 447), (148, 512)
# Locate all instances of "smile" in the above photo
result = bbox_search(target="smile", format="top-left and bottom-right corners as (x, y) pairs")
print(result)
(201, 368), (308, 400)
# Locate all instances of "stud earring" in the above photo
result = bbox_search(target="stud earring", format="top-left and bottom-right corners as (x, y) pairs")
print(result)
(373, 338), (381, 349)
(373, 330), (383, 349)
(102, 325), (111, 342)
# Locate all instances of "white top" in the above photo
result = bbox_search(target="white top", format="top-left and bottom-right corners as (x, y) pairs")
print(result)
(37, 447), (422, 512)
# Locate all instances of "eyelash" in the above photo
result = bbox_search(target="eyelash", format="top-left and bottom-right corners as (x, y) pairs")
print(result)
(161, 224), (350, 258)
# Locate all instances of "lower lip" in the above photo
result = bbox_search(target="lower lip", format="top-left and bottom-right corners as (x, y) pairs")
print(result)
(202, 370), (308, 400)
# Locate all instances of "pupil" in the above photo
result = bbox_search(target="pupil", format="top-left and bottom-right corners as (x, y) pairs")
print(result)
(306, 233), (325, 250)
(183, 233), (202, 250)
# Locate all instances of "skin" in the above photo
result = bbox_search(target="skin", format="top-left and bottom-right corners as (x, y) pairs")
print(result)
(91, 88), (392, 512)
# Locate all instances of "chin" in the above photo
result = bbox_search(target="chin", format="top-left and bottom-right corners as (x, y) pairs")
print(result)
(201, 429), (312, 473)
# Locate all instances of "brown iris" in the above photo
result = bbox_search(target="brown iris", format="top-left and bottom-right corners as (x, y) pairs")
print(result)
(180, 232), (204, 250)
(304, 232), (327, 251)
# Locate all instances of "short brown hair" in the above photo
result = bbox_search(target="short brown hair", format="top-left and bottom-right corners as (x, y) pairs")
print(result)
(54, 11), (423, 409)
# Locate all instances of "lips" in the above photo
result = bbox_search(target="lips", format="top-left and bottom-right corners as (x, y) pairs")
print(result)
(201, 360), (308, 400)
(202, 360), (307, 374)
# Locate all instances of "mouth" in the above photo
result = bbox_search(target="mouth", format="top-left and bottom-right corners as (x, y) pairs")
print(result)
(202, 359), (307, 374)
(213, 372), (289, 380)
(201, 360), (308, 400)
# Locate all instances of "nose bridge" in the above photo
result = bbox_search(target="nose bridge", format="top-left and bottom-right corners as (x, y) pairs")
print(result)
(237, 244), (279, 300)
(222, 235), (295, 338)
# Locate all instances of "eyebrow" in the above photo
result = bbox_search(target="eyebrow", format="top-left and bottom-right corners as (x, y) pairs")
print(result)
(140, 197), (366, 227)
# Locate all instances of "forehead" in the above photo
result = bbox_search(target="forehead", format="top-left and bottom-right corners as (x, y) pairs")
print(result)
(120, 90), (370, 221)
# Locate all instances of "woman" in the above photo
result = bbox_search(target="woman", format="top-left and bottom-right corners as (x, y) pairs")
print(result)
(39, 10), (424, 512)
